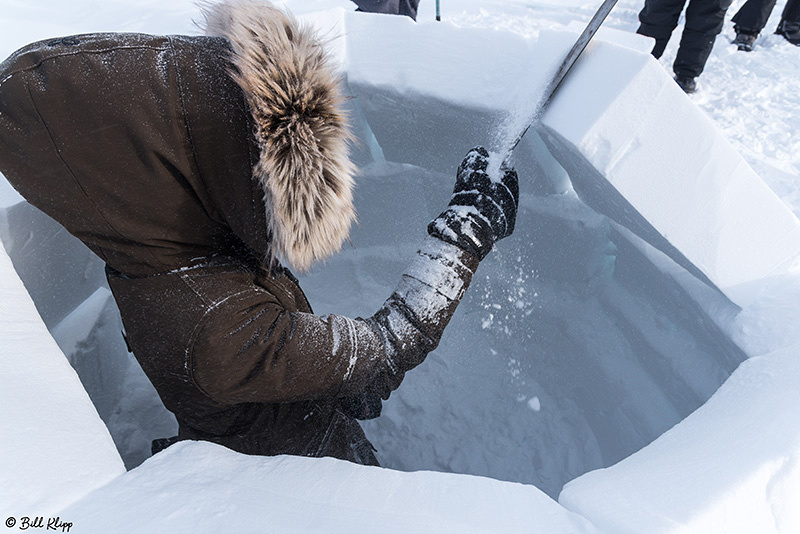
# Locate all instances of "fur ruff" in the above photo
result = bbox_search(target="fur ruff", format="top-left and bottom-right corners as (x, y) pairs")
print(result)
(202, 0), (356, 272)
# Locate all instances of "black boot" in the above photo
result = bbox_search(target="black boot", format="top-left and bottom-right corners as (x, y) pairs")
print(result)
(732, 27), (758, 51)
(776, 20), (800, 45)
(674, 74), (697, 94)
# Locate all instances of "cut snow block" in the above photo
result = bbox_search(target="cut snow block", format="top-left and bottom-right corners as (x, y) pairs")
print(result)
(333, 9), (558, 177)
(0, 244), (124, 515)
(0, 201), (109, 328)
(559, 342), (800, 534)
(537, 37), (800, 308)
(63, 441), (600, 534)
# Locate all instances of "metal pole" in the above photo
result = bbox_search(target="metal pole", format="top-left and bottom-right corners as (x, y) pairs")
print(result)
(507, 0), (618, 153)
(436, 0), (441, 21)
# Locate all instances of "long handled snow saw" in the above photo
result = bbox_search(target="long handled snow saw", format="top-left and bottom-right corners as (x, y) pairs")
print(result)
(506, 0), (619, 155)
(498, 0), (729, 294)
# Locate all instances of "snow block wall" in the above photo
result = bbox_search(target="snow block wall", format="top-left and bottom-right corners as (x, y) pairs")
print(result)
(537, 37), (800, 308)
(0, 242), (124, 515)
(560, 343), (800, 534)
(61, 441), (599, 534)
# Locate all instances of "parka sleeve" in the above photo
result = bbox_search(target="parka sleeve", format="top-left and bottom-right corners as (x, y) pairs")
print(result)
(189, 236), (479, 406)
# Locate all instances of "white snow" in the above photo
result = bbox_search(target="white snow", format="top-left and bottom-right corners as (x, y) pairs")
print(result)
(0, 245), (125, 516)
(560, 342), (800, 534)
(538, 40), (800, 307)
(60, 440), (598, 534)
(2, 0), (800, 532)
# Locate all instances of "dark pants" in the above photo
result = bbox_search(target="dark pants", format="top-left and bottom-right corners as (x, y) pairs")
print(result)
(638, 0), (733, 78)
(351, 0), (420, 20)
(787, 0), (800, 21)
(732, 0), (800, 33)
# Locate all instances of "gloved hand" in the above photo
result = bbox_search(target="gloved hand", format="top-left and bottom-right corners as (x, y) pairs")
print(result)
(339, 383), (383, 420)
(428, 147), (519, 260)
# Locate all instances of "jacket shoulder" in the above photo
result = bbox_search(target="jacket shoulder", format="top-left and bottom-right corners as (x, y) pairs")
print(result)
(1, 33), (172, 84)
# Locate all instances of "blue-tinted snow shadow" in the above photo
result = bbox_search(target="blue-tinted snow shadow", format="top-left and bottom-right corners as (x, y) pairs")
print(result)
(297, 87), (748, 497)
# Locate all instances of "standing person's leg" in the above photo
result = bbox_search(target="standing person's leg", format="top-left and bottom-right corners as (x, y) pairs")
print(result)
(351, 0), (420, 20)
(400, 0), (420, 19)
(731, 0), (778, 34)
(637, 0), (691, 57)
(781, 0), (800, 21)
(673, 0), (733, 86)
(352, 0), (400, 13)
(776, 0), (800, 43)
(731, 0), (777, 51)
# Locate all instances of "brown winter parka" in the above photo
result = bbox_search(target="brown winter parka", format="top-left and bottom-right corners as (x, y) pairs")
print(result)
(0, 1), (480, 463)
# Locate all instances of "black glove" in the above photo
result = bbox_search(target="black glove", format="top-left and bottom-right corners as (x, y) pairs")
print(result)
(339, 383), (383, 420)
(428, 147), (519, 260)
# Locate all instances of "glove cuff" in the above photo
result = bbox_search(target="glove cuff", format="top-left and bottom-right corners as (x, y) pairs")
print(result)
(428, 206), (494, 261)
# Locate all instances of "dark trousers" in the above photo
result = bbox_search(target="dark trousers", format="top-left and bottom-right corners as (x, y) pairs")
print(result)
(638, 0), (733, 78)
(351, 0), (421, 20)
(787, 0), (800, 21)
(732, 0), (800, 33)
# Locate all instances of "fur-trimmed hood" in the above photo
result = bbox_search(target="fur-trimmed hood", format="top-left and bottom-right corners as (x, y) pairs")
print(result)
(202, 0), (356, 272)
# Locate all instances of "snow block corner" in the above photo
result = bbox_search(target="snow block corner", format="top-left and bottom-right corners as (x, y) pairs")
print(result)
(537, 37), (800, 308)
(0, 243), (124, 516)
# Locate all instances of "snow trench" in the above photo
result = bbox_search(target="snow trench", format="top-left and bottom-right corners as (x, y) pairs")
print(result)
(0, 83), (746, 498)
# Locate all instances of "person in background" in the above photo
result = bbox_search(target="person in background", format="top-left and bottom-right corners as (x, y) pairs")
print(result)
(636, 0), (733, 94)
(351, 0), (421, 20)
(732, 0), (800, 50)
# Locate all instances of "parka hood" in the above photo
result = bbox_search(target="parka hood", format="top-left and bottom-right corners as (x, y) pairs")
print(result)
(202, 0), (356, 272)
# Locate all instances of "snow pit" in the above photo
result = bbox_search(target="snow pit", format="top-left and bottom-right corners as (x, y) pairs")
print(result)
(0, 9), (753, 501)
(3, 2), (800, 531)
(0, 149), (746, 497)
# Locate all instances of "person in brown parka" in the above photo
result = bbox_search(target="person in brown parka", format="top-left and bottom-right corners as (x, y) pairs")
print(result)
(0, 0), (518, 465)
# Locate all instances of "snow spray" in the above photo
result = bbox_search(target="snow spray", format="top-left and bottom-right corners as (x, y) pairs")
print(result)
(488, 0), (619, 179)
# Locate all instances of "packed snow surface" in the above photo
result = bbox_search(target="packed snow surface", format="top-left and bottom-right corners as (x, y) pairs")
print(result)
(560, 342), (800, 534)
(1, 0), (800, 532)
(61, 440), (598, 534)
(0, 245), (124, 516)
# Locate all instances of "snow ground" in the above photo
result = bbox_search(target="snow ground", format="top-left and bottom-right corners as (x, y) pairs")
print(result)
(1, 0), (800, 532)
(59, 441), (599, 534)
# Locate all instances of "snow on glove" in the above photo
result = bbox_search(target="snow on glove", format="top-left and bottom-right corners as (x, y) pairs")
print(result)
(428, 146), (519, 260)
